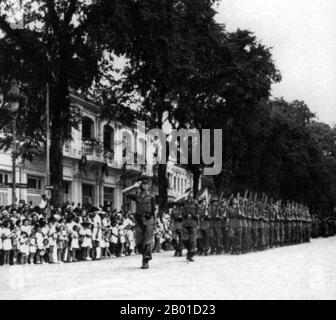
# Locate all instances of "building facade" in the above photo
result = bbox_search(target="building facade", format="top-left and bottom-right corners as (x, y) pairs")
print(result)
(0, 94), (192, 210)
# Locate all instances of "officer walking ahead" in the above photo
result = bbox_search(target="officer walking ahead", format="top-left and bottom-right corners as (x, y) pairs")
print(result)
(181, 189), (200, 262)
(122, 177), (156, 269)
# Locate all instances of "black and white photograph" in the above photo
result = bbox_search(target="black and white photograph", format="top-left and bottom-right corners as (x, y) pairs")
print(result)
(0, 0), (336, 303)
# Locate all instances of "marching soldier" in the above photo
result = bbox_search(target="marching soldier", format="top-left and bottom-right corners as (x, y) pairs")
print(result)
(122, 177), (156, 269)
(307, 211), (312, 241)
(263, 203), (270, 250)
(251, 200), (259, 251)
(245, 201), (253, 253)
(224, 198), (234, 253)
(230, 195), (243, 255)
(241, 198), (249, 254)
(279, 205), (285, 246)
(269, 205), (275, 249)
(198, 198), (211, 255)
(257, 202), (265, 250)
(181, 189), (199, 262)
(170, 203), (184, 257)
(219, 197), (231, 254)
(274, 203), (280, 247)
(209, 194), (223, 255)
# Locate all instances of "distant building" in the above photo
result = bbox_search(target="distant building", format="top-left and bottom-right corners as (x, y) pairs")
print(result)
(0, 94), (192, 209)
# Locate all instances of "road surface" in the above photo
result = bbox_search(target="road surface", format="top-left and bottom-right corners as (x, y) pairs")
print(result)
(0, 237), (335, 300)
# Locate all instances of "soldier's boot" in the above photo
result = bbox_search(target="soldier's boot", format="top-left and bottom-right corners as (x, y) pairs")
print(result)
(178, 250), (183, 257)
(204, 250), (209, 256)
(187, 251), (195, 262)
(174, 250), (179, 257)
(141, 259), (149, 269)
(216, 247), (223, 255)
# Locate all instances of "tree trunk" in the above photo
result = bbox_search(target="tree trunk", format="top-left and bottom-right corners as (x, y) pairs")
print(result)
(49, 81), (69, 206)
(158, 163), (168, 210)
(192, 168), (201, 199)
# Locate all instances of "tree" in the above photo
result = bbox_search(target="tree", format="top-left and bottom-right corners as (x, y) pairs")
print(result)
(94, 0), (221, 209)
(171, 28), (281, 196)
(0, 0), (119, 204)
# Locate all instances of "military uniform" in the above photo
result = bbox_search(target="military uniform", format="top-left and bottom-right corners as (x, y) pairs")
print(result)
(126, 190), (156, 268)
(246, 206), (253, 253)
(219, 201), (230, 253)
(263, 208), (270, 250)
(251, 202), (259, 251)
(182, 197), (199, 261)
(257, 204), (265, 250)
(279, 209), (285, 246)
(198, 201), (210, 255)
(269, 209), (274, 248)
(274, 206), (280, 247)
(171, 204), (184, 256)
(241, 201), (249, 254)
(229, 198), (243, 255)
(209, 197), (223, 255)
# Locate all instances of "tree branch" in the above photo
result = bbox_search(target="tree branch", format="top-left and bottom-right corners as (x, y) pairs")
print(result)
(64, 0), (78, 26)
(0, 15), (49, 74)
(45, 0), (61, 38)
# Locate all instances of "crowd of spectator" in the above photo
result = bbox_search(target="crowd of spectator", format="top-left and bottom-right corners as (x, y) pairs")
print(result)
(0, 198), (173, 266)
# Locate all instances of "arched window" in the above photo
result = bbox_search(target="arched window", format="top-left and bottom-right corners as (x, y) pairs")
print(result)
(137, 138), (146, 164)
(82, 117), (94, 141)
(103, 125), (114, 153)
(122, 131), (133, 158)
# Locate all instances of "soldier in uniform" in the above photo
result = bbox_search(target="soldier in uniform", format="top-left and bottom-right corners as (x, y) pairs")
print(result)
(279, 205), (285, 246)
(229, 195), (243, 255)
(251, 200), (259, 251)
(245, 201), (253, 253)
(241, 199), (249, 254)
(257, 202), (265, 250)
(274, 203), (280, 247)
(219, 198), (230, 254)
(298, 208), (303, 243)
(122, 177), (156, 269)
(284, 204), (291, 245)
(269, 205), (275, 249)
(170, 203), (184, 257)
(263, 203), (270, 250)
(198, 198), (210, 255)
(224, 198), (234, 253)
(209, 195), (223, 255)
(307, 211), (312, 241)
(181, 190), (199, 262)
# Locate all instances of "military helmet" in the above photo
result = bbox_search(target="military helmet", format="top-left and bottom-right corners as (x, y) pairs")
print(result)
(211, 195), (219, 202)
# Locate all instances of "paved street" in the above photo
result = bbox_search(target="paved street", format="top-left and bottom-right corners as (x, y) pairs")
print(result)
(0, 237), (335, 300)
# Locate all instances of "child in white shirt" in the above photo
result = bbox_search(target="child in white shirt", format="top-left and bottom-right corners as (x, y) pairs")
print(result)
(19, 232), (29, 265)
(2, 221), (12, 266)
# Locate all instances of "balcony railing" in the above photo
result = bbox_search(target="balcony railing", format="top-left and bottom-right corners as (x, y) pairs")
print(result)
(82, 145), (104, 163)
(62, 142), (153, 175)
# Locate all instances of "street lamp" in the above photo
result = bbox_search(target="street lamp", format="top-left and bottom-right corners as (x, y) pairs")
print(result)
(7, 79), (23, 205)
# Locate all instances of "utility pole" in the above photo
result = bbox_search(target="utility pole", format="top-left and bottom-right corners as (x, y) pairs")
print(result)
(12, 119), (16, 205)
(46, 83), (51, 199)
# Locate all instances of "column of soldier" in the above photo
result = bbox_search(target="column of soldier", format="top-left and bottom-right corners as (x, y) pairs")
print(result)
(171, 190), (312, 257)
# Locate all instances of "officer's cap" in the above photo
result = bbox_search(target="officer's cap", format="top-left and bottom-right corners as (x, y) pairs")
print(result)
(211, 195), (219, 202)
(138, 176), (150, 184)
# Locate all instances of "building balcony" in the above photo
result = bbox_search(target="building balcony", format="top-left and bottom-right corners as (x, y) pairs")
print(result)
(81, 145), (105, 164)
(63, 143), (81, 159)
(105, 152), (122, 169)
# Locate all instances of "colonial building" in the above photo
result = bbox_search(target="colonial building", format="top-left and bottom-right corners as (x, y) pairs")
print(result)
(0, 94), (193, 210)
